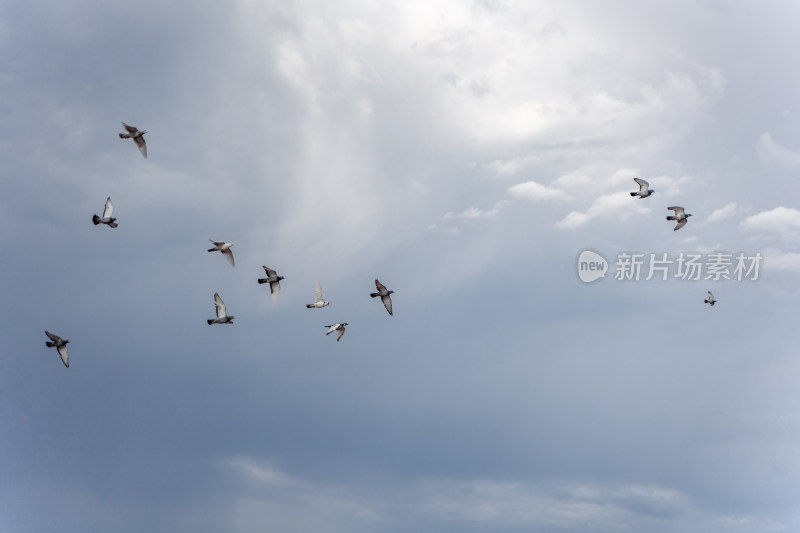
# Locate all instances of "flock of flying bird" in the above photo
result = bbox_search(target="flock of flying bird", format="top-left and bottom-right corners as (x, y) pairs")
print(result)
(44, 123), (395, 368)
(629, 177), (716, 308)
(43, 127), (719, 367)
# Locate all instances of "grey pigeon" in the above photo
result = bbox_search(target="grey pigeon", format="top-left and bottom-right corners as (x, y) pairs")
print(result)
(666, 206), (692, 231)
(306, 281), (330, 308)
(119, 122), (147, 158)
(44, 331), (69, 368)
(92, 197), (118, 228)
(207, 292), (234, 324)
(630, 178), (654, 198)
(208, 240), (235, 267)
(370, 279), (394, 316)
(258, 266), (284, 302)
(704, 291), (716, 306)
(325, 323), (348, 342)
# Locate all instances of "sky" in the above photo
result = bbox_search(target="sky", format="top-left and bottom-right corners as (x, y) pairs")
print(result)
(2, 1), (800, 532)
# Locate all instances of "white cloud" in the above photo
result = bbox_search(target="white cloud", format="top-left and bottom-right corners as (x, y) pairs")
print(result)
(483, 156), (539, 177)
(555, 192), (650, 229)
(762, 248), (800, 272)
(508, 180), (566, 201)
(224, 459), (782, 533)
(427, 223), (460, 235)
(740, 206), (800, 235)
(707, 202), (738, 222)
(444, 200), (512, 221)
(756, 132), (800, 169)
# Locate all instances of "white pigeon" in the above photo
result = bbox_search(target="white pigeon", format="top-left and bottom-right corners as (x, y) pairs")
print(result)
(208, 240), (235, 267)
(207, 292), (234, 324)
(258, 266), (284, 303)
(370, 279), (394, 316)
(704, 291), (716, 306)
(666, 206), (692, 231)
(44, 331), (69, 368)
(630, 178), (654, 199)
(325, 323), (348, 342)
(119, 122), (147, 158)
(306, 281), (330, 308)
(92, 197), (118, 228)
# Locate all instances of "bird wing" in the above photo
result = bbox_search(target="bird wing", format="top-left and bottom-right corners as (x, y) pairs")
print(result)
(634, 178), (649, 191)
(337, 327), (345, 341)
(45, 331), (62, 343)
(134, 136), (147, 158)
(263, 266), (277, 277)
(325, 324), (337, 334)
(667, 206), (685, 215)
(708, 291), (714, 299)
(122, 122), (138, 133)
(381, 295), (393, 315)
(375, 279), (388, 293)
(57, 344), (69, 367)
(315, 281), (324, 303)
(102, 197), (113, 218)
(214, 293), (227, 318)
(674, 219), (688, 231)
(222, 249), (235, 267)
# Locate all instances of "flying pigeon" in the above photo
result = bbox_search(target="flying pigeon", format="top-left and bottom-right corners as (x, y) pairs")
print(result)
(92, 197), (118, 228)
(119, 122), (147, 158)
(306, 281), (330, 308)
(666, 206), (692, 231)
(258, 266), (284, 302)
(44, 331), (69, 368)
(208, 240), (235, 267)
(207, 292), (234, 324)
(370, 279), (394, 316)
(325, 323), (348, 342)
(704, 291), (716, 306)
(630, 178), (654, 199)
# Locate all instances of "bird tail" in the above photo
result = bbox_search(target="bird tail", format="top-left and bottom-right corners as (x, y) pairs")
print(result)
(92, 215), (101, 225)
(306, 304), (315, 308)
(258, 278), (267, 284)
(119, 133), (130, 139)
(630, 192), (637, 197)
(46, 341), (55, 347)
(208, 248), (216, 252)
(666, 216), (675, 221)
(207, 319), (214, 325)
(370, 292), (379, 298)
(108, 222), (118, 228)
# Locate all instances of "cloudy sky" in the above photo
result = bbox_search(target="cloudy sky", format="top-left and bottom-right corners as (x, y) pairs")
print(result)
(2, 1), (800, 531)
